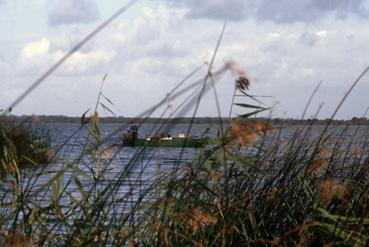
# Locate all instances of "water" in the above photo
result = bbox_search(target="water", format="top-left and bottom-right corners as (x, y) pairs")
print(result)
(26, 123), (369, 197)
(19, 123), (218, 211)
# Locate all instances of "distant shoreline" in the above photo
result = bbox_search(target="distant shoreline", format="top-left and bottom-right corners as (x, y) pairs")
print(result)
(1, 115), (369, 125)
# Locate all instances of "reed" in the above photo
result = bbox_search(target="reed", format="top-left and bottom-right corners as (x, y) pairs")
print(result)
(0, 118), (52, 175)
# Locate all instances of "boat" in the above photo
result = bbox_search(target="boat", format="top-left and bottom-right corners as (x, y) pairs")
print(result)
(122, 137), (210, 148)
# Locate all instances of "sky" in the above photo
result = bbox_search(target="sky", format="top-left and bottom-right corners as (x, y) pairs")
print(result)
(1, 0), (369, 119)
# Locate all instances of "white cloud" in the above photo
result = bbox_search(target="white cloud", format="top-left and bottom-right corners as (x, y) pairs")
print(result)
(18, 38), (114, 76)
(20, 38), (50, 58)
(48, 0), (99, 26)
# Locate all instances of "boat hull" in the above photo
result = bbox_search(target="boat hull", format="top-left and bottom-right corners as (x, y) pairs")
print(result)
(123, 138), (209, 148)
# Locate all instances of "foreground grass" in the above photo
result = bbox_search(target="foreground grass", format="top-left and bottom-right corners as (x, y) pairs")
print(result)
(139, 121), (369, 246)
(0, 114), (368, 246)
(0, 118), (52, 176)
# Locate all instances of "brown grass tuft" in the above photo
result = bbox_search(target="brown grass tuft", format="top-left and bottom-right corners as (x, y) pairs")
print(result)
(5, 233), (32, 247)
(177, 208), (218, 233)
(307, 159), (328, 176)
(316, 179), (350, 206)
(353, 147), (361, 156)
(228, 120), (272, 147)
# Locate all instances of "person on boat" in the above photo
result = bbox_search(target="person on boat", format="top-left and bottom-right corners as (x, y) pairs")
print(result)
(128, 121), (139, 145)
(159, 133), (172, 140)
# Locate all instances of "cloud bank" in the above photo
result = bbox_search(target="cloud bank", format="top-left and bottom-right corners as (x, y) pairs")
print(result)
(171, 0), (369, 23)
(2, 1), (369, 118)
(48, 0), (99, 26)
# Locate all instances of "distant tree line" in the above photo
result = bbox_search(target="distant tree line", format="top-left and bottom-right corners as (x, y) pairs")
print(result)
(1, 115), (369, 125)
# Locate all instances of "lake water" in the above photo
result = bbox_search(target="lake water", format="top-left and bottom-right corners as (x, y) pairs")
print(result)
(13, 123), (369, 216)
(18, 123), (220, 211)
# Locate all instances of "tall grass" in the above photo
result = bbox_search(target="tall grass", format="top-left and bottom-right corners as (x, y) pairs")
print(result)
(0, 117), (52, 175)
(137, 121), (369, 246)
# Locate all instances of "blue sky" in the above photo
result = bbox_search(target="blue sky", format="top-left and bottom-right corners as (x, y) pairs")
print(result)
(1, 0), (369, 119)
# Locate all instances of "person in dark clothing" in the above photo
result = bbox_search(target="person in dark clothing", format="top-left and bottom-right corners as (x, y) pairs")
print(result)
(128, 122), (138, 145)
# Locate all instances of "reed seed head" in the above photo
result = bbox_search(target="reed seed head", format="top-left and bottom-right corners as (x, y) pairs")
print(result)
(317, 179), (349, 206)
(177, 208), (217, 233)
(228, 120), (272, 146)
(307, 159), (328, 176)
(225, 61), (247, 77)
(5, 233), (32, 247)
